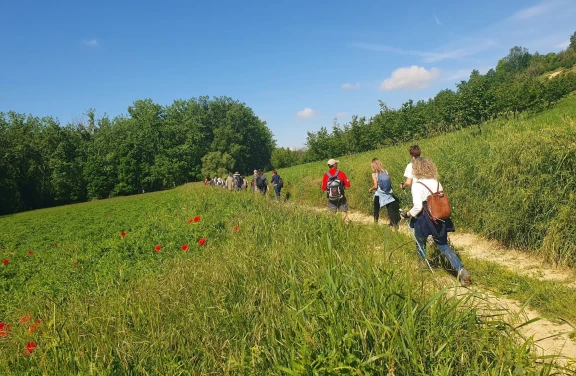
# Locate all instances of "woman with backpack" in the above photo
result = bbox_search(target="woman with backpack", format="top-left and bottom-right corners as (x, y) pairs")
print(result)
(270, 170), (283, 200)
(368, 158), (400, 228)
(400, 157), (471, 286)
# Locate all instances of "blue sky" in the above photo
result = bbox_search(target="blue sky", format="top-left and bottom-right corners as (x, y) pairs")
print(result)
(1, 0), (574, 148)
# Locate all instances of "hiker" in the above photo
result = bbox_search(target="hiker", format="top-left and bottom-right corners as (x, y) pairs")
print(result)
(251, 170), (258, 192)
(256, 169), (268, 195)
(226, 173), (234, 191)
(233, 172), (243, 191)
(321, 159), (351, 221)
(368, 158), (400, 228)
(400, 145), (421, 190)
(400, 157), (471, 286)
(270, 170), (283, 200)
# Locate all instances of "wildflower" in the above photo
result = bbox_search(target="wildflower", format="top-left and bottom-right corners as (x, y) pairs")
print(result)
(181, 244), (189, 252)
(20, 314), (32, 324)
(54, 243), (58, 247)
(0, 322), (11, 337)
(73, 264), (77, 268)
(28, 250), (33, 255)
(155, 245), (161, 252)
(121, 231), (127, 237)
(198, 238), (206, 246)
(24, 341), (37, 356)
(193, 216), (201, 222)
(2, 259), (8, 265)
(28, 321), (41, 334)
(234, 225), (240, 232)
(187, 219), (193, 223)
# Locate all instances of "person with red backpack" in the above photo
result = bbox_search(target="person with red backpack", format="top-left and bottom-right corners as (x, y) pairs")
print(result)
(321, 159), (351, 221)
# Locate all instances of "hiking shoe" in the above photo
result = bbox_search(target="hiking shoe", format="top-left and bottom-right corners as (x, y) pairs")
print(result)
(458, 268), (471, 286)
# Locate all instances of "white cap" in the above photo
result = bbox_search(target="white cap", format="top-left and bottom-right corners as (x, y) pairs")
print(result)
(327, 159), (339, 166)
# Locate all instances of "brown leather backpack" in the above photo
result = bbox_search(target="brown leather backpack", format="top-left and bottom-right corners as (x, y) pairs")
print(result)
(418, 181), (451, 222)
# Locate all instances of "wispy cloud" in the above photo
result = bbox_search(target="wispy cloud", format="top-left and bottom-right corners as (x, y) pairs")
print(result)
(380, 66), (440, 91)
(335, 112), (350, 118)
(511, 2), (561, 21)
(352, 41), (495, 63)
(555, 40), (569, 49)
(433, 12), (443, 26)
(296, 108), (318, 118)
(341, 83), (360, 90)
(83, 39), (99, 47)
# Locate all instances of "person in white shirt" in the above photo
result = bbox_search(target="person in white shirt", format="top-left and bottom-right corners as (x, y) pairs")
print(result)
(400, 157), (471, 286)
(400, 145), (421, 190)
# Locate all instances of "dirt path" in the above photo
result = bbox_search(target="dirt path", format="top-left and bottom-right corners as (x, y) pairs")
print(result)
(303, 206), (576, 367)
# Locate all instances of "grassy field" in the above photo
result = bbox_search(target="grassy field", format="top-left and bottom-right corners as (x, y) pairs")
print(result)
(279, 94), (576, 267)
(0, 184), (565, 374)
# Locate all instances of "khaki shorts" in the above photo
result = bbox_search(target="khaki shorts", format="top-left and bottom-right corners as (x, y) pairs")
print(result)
(327, 197), (348, 212)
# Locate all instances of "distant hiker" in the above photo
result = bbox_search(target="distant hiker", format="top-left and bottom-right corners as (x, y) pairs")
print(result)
(226, 173), (234, 191)
(368, 158), (400, 228)
(400, 157), (471, 286)
(321, 159), (351, 221)
(242, 177), (248, 190)
(233, 172), (243, 191)
(204, 178), (210, 185)
(251, 170), (258, 192)
(255, 169), (268, 195)
(270, 170), (283, 200)
(400, 145), (421, 190)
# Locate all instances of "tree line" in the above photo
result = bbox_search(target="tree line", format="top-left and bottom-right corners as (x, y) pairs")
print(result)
(304, 35), (576, 162)
(0, 97), (274, 214)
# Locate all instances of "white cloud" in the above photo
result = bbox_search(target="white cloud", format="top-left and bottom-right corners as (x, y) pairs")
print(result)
(433, 12), (443, 25)
(341, 82), (360, 90)
(335, 112), (349, 118)
(556, 40), (570, 49)
(83, 39), (99, 47)
(380, 66), (440, 91)
(511, 3), (552, 20)
(296, 108), (318, 118)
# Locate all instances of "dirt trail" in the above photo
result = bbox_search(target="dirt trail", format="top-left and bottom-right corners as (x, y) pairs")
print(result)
(304, 206), (576, 367)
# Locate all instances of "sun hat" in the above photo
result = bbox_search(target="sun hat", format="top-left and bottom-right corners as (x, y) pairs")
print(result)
(327, 159), (339, 166)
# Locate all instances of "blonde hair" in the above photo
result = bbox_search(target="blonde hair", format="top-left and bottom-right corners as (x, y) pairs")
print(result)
(371, 158), (385, 173)
(412, 157), (438, 180)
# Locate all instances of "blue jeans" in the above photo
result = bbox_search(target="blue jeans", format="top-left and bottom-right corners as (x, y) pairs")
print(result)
(273, 185), (281, 199)
(415, 236), (463, 271)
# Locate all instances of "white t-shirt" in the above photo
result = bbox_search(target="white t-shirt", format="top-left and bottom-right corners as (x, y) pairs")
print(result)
(404, 162), (418, 185)
(409, 178), (443, 217)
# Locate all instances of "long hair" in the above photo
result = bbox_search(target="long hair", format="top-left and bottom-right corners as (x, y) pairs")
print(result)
(412, 157), (438, 180)
(371, 158), (385, 173)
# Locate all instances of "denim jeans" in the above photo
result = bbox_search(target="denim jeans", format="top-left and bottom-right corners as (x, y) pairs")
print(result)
(273, 185), (281, 200)
(415, 236), (463, 271)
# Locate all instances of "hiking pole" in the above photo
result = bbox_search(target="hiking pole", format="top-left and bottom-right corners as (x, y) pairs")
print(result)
(400, 210), (434, 273)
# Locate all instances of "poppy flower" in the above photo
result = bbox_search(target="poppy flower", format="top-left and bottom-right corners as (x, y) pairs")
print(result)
(73, 264), (77, 268)
(193, 216), (201, 223)
(181, 244), (189, 252)
(54, 243), (58, 247)
(28, 321), (41, 334)
(234, 225), (240, 232)
(187, 219), (193, 223)
(197, 238), (206, 246)
(121, 231), (127, 237)
(155, 245), (161, 252)
(0, 322), (10, 337)
(24, 341), (37, 356)
(154, 200), (158, 203)
(20, 314), (32, 324)
(28, 250), (33, 255)
(2, 259), (8, 265)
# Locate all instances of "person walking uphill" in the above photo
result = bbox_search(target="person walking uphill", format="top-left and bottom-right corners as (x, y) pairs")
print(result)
(368, 158), (400, 228)
(270, 170), (283, 200)
(400, 157), (471, 286)
(322, 159), (351, 221)
(400, 145), (421, 190)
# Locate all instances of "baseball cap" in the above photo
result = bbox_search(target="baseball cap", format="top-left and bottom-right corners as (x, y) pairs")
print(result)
(327, 159), (339, 166)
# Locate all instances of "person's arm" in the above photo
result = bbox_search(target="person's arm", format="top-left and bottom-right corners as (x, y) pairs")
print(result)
(368, 173), (378, 193)
(401, 177), (412, 189)
(321, 173), (328, 191)
(408, 184), (423, 217)
(340, 171), (351, 188)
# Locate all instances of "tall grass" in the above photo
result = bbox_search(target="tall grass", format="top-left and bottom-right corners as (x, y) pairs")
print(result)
(279, 95), (576, 267)
(0, 185), (562, 374)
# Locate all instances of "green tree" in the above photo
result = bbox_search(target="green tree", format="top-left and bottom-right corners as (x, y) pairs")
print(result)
(201, 152), (235, 179)
(505, 46), (531, 73)
(570, 31), (576, 51)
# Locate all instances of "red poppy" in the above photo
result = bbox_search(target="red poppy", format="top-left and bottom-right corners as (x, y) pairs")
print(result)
(197, 238), (206, 246)
(155, 245), (161, 252)
(0, 322), (10, 337)
(121, 231), (127, 237)
(154, 200), (158, 203)
(73, 264), (77, 268)
(24, 341), (37, 356)
(193, 216), (201, 223)
(2, 259), (8, 265)
(20, 314), (32, 324)
(54, 243), (58, 247)
(181, 244), (189, 252)
(28, 321), (41, 334)
(28, 250), (33, 255)
(187, 219), (193, 223)
(234, 225), (240, 232)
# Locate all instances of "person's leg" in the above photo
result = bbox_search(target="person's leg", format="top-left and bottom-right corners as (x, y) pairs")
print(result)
(413, 226), (428, 258)
(373, 196), (380, 223)
(274, 186), (280, 199)
(386, 200), (400, 227)
(339, 198), (349, 222)
(435, 242), (464, 272)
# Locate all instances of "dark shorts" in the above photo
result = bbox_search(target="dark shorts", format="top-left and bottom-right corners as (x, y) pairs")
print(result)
(328, 197), (348, 212)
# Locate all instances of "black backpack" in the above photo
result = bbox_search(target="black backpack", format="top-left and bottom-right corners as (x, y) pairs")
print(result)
(256, 175), (266, 189)
(326, 170), (344, 200)
(277, 176), (284, 189)
(234, 176), (243, 188)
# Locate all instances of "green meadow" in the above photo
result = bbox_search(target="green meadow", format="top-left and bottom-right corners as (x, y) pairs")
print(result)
(0, 184), (565, 374)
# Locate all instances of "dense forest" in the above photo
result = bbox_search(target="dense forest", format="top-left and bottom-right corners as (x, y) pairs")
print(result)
(0, 97), (274, 214)
(303, 35), (576, 162)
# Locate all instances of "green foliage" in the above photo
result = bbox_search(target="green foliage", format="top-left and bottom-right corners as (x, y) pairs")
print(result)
(271, 147), (305, 168)
(0, 185), (562, 374)
(570, 31), (576, 51)
(201, 151), (235, 178)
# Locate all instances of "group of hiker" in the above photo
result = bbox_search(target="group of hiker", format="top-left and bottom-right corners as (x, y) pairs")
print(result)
(204, 169), (284, 200)
(321, 146), (471, 286)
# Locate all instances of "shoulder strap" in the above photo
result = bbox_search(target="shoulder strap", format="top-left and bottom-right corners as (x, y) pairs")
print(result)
(417, 181), (434, 195)
(437, 181), (440, 192)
